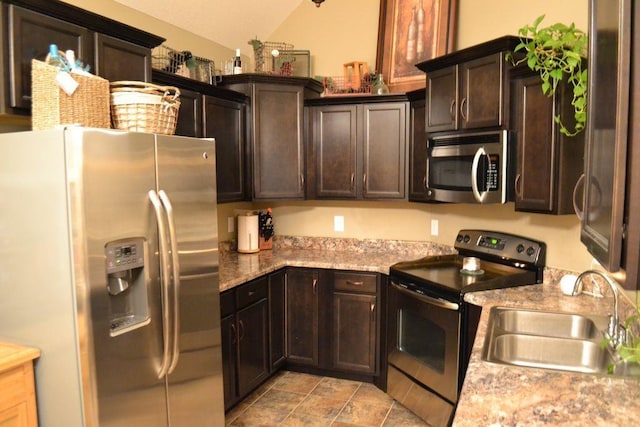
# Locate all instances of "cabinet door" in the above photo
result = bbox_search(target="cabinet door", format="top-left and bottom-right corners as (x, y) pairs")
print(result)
(221, 314), (237, 411)
(512, 73), (585, 214)
(236, 299), (269, 397)
(94, 33), (151, 82)
(268, 270), (286, 372)
(332, 292), (377, 374)
(362, 102), (408, 199)
(513, 74), (555, 212)
(460, 53), (504, 129)
(409, 98), (429, 201)
(253, 84), (305, 200)
(203, 96), (246, 203)
(426, 66), (457, 132)
(7, 5), (93, 110)
(313, 105), (358, 199)
(286, 268), (319, 366)
(173, 88), (203, 138)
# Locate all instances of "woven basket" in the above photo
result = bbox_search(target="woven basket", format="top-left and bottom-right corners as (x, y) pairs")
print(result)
(31, 59), (111, 130)
(110, 81), (181, 135)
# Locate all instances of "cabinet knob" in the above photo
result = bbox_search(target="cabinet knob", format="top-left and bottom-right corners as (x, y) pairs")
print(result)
(351, 173), (355, 190)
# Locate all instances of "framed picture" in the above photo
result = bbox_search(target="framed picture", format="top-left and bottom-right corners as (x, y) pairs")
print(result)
(376, 0), (457, 93)
(272, 50), (311, 77)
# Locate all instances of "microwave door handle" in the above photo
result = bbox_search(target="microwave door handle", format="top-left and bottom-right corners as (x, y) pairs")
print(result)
(390, 281), (459, 311)
(471, 147), (487, 203)
(148, 190), (172, 379)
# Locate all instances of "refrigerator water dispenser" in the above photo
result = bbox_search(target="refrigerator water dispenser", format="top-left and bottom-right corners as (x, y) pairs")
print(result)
(105, 238), (150, 336)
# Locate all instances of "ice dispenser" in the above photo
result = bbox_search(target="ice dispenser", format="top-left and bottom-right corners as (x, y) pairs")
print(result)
(105, 238), (150, 336)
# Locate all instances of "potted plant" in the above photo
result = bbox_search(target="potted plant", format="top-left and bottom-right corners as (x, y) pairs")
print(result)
(507, 15), (588, 136)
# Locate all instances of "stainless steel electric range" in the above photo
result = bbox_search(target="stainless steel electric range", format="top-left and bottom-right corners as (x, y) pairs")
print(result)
(386, 229), (546, 426)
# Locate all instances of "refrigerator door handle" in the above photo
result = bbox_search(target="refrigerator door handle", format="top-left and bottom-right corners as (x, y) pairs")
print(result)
(158, 190), (181, 375)
(149, 190), (172, 379)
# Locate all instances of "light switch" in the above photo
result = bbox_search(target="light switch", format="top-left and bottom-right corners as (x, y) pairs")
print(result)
(227, 216), (234, 233)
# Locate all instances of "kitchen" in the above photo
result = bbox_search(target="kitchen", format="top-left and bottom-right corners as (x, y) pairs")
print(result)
(0, 0), (638, 426)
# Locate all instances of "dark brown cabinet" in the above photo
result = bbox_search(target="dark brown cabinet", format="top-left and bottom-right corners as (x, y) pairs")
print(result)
(172, 87), (202, 137)
(408, 91), (428, 201)
(268, 269), (286, 372)
(220, 75), (323, 200)
(153, 70), (249, 203)
(510, 68), (584, 214)
(331, 271), (378, 374)
(94, 33), (152, 82)
(4, 4), (93, 111)
(0, 0), (163, 119)
(203, 96), (246, 203)
(308, 98), (408, 200)
(417, 36), (520, 133)
(286, 268), (320, 367)
(220, 277), (269, 411)
(284, 267), (381, 378)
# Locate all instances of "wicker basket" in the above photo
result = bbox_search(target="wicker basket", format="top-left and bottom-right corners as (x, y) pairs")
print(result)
(31, 58), (111, 130)
(110, 81), (181, 135)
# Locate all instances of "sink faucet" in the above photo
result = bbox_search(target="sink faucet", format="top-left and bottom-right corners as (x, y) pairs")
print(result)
(572, 270), (627, 350)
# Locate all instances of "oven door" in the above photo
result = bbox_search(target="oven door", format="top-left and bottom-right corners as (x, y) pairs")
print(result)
(426, 130), (510, 204)
(387, 280), (461, 404)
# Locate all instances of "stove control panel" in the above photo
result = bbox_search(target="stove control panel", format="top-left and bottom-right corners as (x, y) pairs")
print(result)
(455, 229), (546, 266)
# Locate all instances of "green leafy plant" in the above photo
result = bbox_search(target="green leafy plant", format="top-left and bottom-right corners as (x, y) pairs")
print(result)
(507, 15), (588, 137)
(602, 294), (640, 374)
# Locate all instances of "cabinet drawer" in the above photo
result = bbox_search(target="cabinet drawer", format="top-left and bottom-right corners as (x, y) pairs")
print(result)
(334, 272), (377, 294)
(220, 290), (236, 317)
(236, 277), (268, 309)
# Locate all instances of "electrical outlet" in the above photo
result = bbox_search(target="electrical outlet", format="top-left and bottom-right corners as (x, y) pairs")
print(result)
(227, 217), (234, 233)
(431, 219), (439, 236)
(334, 215), (345, 232)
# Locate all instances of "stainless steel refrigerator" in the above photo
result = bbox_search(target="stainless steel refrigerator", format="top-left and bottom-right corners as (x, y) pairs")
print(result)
(0, 127), (224, 426)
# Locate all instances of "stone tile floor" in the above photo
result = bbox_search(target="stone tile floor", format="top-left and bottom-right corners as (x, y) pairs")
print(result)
(225, 370), (428, 426)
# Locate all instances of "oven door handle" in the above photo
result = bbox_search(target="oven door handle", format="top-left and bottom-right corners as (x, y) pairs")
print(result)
(390, 282), (459, 311)
(471, 146), (487, 203)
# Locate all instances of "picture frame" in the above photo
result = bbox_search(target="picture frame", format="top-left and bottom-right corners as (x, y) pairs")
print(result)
(272, 50), (311, 77)
(376, 0), (457, 93)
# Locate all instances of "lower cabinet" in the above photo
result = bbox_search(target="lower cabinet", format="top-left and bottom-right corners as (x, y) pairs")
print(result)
(221, 276), (269, 411)
(222, 267), (382, 411)
(285, 267), (379, 376)
(331, 271), (378, 375)
(285, 268), (320, 366)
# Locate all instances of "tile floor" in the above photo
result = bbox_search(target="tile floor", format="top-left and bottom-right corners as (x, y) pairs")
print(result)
(225, 370), (428, 427)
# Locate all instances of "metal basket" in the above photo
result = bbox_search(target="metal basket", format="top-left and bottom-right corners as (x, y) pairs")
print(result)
(322, 74), (373, 96)
(152, 45), (215, 84)
(250, 40), (295, 74)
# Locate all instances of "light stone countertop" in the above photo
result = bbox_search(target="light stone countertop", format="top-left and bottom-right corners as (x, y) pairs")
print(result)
(456, 279), (640, 426)
(217, 236), (640, 426)
(218, 236), (454, 292)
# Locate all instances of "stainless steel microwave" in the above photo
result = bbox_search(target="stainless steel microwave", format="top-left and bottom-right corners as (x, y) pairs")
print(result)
(425, 130), (514, 204)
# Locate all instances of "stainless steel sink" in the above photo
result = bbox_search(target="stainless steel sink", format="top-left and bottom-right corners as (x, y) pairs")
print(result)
(482, 307), (617, 375)
(491, 308), (604, 340)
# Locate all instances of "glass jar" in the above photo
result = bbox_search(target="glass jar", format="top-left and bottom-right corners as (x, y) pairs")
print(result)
(372, 73), (389, 95)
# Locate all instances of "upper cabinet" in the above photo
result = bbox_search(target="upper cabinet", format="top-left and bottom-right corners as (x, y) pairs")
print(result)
(417, 36), (520, 133)
(220, 75), (323, 201)
(407, 90), (429, 202)
(307, 96), (409, 200)
(0, 0), (164, 120)
(581, 0), (639, 290)
(510, 67), (584, 214)
(153, 70), (250, 203)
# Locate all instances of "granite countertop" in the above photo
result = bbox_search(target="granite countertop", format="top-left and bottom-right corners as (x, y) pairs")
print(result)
(218, 237), (640, 426)
(218, 236), (454, 292)
(455, 279), (640, 426)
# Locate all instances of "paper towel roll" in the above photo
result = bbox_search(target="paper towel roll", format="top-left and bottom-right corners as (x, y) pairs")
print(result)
(237, 213), (259, 253)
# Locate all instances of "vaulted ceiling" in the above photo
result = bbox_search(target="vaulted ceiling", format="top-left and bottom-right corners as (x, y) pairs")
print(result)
(113, 0), (306, 51)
